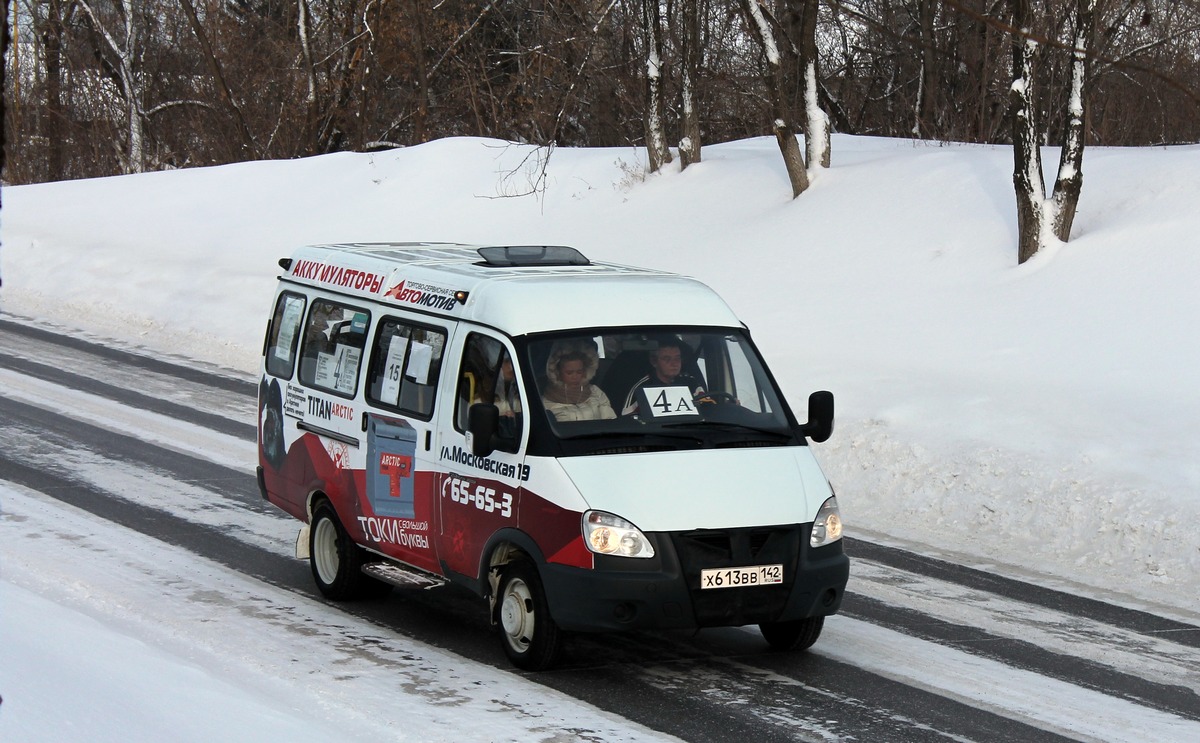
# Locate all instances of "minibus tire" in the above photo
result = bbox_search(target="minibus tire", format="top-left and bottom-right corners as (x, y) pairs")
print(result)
(309, 502), (390, 601)
(759, 616), (824, 651)
(497, 560), (562, 671)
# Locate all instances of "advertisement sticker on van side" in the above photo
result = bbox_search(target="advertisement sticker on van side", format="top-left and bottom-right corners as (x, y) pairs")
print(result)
(256, 243), (848, 670)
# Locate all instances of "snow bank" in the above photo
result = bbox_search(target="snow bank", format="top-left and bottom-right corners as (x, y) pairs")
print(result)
(2, 135), (1197, 618)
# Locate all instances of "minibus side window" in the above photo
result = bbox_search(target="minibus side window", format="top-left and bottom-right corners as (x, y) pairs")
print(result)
(365, 317), (446, 420)
(298, 298), (371, 398)
(455, 334), (523, 454)
(265, 292), (306, 379)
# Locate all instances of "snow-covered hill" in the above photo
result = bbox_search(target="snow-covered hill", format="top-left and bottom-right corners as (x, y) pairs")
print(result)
(3, 133), (1197, 617)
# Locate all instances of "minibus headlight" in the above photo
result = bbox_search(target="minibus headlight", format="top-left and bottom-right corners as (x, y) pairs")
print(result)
(810, 495), (843, 548)
(583, 511), (655, 558)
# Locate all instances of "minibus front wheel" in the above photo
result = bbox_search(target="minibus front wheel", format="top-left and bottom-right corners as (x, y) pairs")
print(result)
(760, 616), (824, 651)
(497, 560), (563, 671)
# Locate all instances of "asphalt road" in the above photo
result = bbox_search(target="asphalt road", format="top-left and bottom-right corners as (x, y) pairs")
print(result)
(2, 316), (1197, 742)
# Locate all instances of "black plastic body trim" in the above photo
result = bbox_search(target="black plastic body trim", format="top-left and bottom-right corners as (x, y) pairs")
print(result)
(540, 529), (848, 633)
(297, 420), (360, 447)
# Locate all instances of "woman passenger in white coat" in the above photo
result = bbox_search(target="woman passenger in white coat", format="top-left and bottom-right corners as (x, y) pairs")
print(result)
(541, 342), (616, 422)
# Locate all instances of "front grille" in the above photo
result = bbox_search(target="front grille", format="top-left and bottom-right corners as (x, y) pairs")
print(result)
(670, 525), (803, 626)
(674, 526), (792, 560)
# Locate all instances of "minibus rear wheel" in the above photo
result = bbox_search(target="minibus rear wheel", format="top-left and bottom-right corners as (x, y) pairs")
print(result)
(497, 560), (562, 671)
(309, 502), (390, 601)
(760, 616), (824, 651)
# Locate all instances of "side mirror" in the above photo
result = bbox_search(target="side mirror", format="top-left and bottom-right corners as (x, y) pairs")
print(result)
(467, 403), (500, 457)
(800, 391), (834, 443)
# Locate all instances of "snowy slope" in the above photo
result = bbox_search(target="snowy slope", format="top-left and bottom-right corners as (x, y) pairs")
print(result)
(5, 135), (1195, 613)
(1, 134), (1198, 739)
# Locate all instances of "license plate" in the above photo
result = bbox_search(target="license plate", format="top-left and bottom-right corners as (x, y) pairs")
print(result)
(700, 564), (784, 590)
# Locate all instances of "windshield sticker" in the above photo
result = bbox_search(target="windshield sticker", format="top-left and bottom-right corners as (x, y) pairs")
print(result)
(380, 335), (410, 406)
(407, 340), (434, 384)
(274, 295), (304, 363)
(640, 385), (701, 418)
(313, 345), (362, 394)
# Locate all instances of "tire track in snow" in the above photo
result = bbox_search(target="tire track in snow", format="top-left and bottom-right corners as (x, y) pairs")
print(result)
(0, 355), (255, 441)
(0, 417), (1071, 742)
(845, 537), (1200, 648)
(0, 485), (684, 743)
(0, 315), (255, 396)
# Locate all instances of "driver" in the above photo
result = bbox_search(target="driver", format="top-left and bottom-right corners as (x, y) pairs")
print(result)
(620, 336), (706, 415)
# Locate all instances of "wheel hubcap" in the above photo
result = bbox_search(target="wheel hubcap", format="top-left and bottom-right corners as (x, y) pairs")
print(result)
(313, 518), (340, 585)
(500, 578), (534, 650)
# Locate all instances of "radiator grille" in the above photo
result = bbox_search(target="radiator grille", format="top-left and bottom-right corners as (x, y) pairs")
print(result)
(669, 525), (803, 626)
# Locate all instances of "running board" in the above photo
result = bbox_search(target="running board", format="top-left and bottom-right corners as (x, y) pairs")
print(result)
(362, 562), (446, 590)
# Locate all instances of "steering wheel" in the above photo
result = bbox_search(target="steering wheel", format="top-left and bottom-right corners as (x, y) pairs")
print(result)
(694, 390), (737, 406)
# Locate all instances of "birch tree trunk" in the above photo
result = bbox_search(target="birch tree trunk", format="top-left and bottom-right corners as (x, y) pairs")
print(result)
(1009, 0), (1046, 264)
(742, 0), (809, 198)
(642, 0), (673, 172)
(678, 0), (702, 169)
(798, 0), (829, 169)
(298, 0), (320, 146)
(1050, 0), (1095, 242)
(77, 0), (146, 174)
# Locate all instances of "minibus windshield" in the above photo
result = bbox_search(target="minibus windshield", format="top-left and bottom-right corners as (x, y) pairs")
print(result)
(522, 327), (800, 455)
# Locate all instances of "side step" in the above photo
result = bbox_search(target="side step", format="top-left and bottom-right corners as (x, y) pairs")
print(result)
(362, 561), (447, 590)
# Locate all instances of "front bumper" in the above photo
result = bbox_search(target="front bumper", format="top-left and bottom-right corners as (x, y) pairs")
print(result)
(540, 523), (849, 633)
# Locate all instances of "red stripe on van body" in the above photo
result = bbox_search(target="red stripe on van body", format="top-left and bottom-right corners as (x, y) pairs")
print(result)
(264, 431), (595, 578)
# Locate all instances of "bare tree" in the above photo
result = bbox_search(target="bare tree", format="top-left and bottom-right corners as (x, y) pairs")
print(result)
(42, 0), (69, 181)
(180, 0), (255, 159)
(913, 0), (938, 136)
(1010, 0), (1046, 263)
(2, 0), (10, 190)
(643, 0), (673, 171)
(794, 0), (830, 168)
(1009, 0), (1096, 263)
(1049, 0), (1094, 242)
(6, 0), (1199, 185)
(742, 0), (810, 197)
(1085, 0), (1200, 145)
(678, 0), (703, 168)
(76, 0), (148, 173)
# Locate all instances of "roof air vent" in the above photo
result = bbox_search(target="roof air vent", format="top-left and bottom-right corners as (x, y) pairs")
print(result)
(476, 245), (590, 267)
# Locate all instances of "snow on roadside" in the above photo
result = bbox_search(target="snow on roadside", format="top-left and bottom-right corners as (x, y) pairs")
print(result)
(814, 618), (1200, 742)
(824, 419), (1197, 622)
(1, 135), (1197, 624)
(0, 483), (678, 743)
